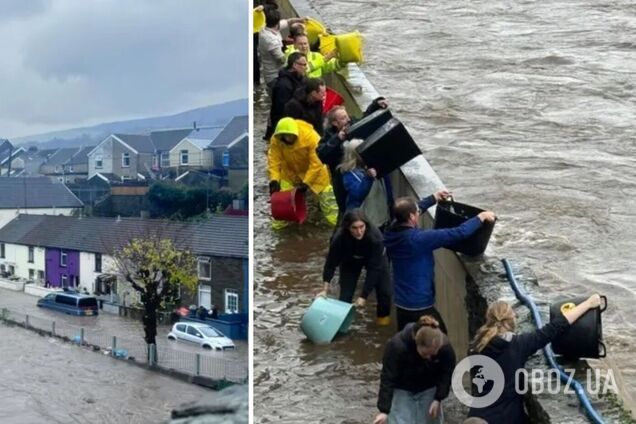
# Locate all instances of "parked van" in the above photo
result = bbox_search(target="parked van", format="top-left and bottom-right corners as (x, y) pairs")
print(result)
(37, 292), (99, 316)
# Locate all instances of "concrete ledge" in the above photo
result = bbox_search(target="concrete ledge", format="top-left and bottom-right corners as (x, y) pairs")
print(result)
(24, 285), (61, 297)
(0, 279), (25, 291)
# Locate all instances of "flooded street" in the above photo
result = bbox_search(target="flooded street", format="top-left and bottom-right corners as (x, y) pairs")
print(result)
(0, 288), (247, 423)
(255, 0), (636, 422)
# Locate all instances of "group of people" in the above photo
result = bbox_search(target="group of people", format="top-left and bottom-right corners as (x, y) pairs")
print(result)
(255, 2), (603, 423)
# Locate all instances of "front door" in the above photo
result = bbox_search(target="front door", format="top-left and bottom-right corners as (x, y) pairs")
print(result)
(198, 286), (212, 309)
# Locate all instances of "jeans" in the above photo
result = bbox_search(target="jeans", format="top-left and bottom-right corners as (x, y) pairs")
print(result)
(389, 387), (443, 424)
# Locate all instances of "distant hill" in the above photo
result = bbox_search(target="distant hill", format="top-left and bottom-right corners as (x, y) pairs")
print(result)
(12, 99), (248, 149)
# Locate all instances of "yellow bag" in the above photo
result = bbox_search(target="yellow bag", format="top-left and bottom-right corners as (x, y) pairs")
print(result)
(253, 9), (265, 33)
(319, 34), (337, 56)
(306, 18), (327, 45)
(335, 31), (363, 63)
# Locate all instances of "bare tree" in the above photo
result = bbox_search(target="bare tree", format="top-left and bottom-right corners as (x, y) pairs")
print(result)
(113, 237), (197, 346)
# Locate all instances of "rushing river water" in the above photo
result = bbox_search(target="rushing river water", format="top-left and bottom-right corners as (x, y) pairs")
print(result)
(255, 1), (636, 422)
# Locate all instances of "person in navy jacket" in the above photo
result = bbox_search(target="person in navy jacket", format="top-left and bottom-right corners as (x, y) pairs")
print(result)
(467, 294), (602, 423)
(384, 191), (496, 332)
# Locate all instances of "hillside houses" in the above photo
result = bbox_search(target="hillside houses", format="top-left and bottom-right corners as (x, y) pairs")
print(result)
(1, 114), (248, 192)
(0, 214), (248, 314)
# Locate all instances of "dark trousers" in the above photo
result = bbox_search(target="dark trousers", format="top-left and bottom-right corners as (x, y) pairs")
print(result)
(338, 261), (391, 318)
(253, 33), (260, 84)
(396, 305), (448, 334)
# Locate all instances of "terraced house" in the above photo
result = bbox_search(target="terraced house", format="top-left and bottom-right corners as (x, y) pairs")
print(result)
(0, 214), (248, 315)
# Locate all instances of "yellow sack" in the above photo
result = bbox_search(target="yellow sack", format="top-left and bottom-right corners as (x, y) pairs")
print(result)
(319, 34), (337, 56)
(306, 18), (327, 45)
(335, 31), (363, 63)
(253, 9), (265, 33)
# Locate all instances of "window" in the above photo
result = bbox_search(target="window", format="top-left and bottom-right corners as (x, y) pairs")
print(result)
(122, 152), (130, 167)
(95, 253), (102, 272)
(180, 150), (189, 165)
(56, 294), (76, 306)
(28, 246), (34, 263)
(186, 325), (202, 338)
(222, 151), (230, 168)
(95, 155), (103, 169)
(28, 269), (34, 280)
(0, 243), (4, 258)
(8, 265), (14, 275)
(225, 289), (239, 314)
(176, 324), (186, 333)
(161, 152), (170, 168)
(60, 251), (67, 267)
(61, 274), (68, 287)
(197, 258), (211, 280)
(37, 270), (44, 282)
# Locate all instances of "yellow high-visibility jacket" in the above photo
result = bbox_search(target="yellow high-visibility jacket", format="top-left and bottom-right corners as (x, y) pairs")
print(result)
(284, 46), (340, 78)
(268, 119), (331, 194)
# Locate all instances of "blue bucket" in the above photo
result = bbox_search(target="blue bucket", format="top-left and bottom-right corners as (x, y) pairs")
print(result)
(301, 297), (355, 344)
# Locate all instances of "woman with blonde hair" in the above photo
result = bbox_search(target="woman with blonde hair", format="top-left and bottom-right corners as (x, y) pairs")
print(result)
(374, 315), (455, 424)
(466, 294), (602, 423)
(337, 138), (377, 211)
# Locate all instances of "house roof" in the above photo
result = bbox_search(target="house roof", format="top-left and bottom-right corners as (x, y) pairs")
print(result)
(208, 116), (248, 148)
(44, 148), (79, 166)
(0, 214), (248, 259)
(0, 177), (83, 209)
(66, 146), (94, 166)
(113, 134), (155, 154)
(0, 139), (12, 163)
(150, 129), (193, 151)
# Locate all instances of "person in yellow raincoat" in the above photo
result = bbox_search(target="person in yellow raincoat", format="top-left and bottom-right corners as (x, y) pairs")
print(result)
(268, 117), (338, 228)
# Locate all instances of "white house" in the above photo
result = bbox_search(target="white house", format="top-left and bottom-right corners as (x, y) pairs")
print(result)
(0, 241), (45, 283)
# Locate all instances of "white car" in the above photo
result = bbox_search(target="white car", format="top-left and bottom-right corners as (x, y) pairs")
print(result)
(167, 322), (235, 351)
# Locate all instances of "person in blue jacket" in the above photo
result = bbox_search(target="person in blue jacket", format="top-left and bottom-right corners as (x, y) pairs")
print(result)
(466, 294), (601, 423)
(337, 138), (377, 211)
(384, 192), (496, 332)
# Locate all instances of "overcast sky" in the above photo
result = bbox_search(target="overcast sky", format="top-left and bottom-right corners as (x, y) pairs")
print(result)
(0, 0), (248, 139)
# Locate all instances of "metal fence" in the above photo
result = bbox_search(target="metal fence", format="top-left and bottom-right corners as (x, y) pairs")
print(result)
(0, 307), (247, 384)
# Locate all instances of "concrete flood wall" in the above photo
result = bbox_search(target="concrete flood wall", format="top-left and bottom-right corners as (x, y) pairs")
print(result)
(273, 0), (632, 421)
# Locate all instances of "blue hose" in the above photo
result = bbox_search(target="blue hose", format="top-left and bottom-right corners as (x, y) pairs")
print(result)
(501, 258), (605, 424)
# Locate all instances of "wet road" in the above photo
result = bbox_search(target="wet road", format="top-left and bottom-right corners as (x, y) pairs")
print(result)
(255, 0), (636, 422)
(0, 321), (212, 424)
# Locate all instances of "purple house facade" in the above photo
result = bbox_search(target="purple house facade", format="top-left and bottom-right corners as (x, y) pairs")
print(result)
(45, 249), (80, 288)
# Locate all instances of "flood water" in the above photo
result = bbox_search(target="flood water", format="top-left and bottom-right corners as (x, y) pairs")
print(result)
(0, 322), (211, 424)
(254, 0), (636, 422)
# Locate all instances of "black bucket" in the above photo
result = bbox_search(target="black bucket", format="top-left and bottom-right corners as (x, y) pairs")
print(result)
(433, 199), (495, 256)
(346, 108), (393, 141)
(355, 118), (421, 178)
(550, 296), (607, 359)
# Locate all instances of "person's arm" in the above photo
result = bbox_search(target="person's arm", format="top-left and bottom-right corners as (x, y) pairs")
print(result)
(302, 131), (328, 192)
(321, 231), (343, 289)
(516, 294), (602, 359)
(316, 130), (345, 167)
(363, 96), (389, 117)
(377, 339), (399, 414)
(415, 216), (483, 251)
(360, 236), (386, 299)
(342, 170), (374, 203)
(267, 141), (282, 183)
(434, 342), (456, 401)
(418, 194), (437, 212)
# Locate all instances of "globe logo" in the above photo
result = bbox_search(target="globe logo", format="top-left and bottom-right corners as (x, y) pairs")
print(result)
(451, 354), (505, 408)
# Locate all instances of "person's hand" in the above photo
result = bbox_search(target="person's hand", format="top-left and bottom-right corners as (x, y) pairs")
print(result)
(373, 413), (388, 424)
(325, 50), (338, 61)
(377, 98), (389, 109)
(586, 294), (602, 309)
(337, 129), (347, 141)
(366, 168), (377, 178)
(478, 211), (496, 223)
(428, 400), (440, 418)
(254, 5), (264, 12)
(296, 182), (309, 193)
(354, 297), (366, 307)
(316, 290), (327, 298)
(269, 180), (281, 194)
(433, 188), (451, 202)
